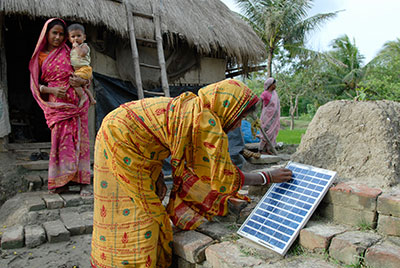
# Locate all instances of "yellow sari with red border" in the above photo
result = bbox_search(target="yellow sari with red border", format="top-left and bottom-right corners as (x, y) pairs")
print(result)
(91, 79), (258, 268)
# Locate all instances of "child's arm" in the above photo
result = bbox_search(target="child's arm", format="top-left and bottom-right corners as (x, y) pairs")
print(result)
(73, 43), (89, 58)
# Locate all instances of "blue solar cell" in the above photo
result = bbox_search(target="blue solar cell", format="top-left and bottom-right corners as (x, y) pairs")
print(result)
(294, 216), (303, 222)
(315, 172), (324, 178)
(311, 178), (320, 184)
(318, 180), (328, 186)
(307, 197), (316, 203)
(311, 192), (319, 198)
(243, 226), (256, 236)
(315, 185), (324, 192)
(303, 189), (312, 196)
(307, 170), (316, 176)
(251, 215), (265, 224)
(323, 174), (331, 180)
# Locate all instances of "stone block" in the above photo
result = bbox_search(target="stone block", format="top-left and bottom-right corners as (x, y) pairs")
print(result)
(237, 201), (258, 224)
(365, 242), (400, 268)
(43, 220), (70, 243)
(197, 221), (236, 240)
(42, 193), (64, 209)
(81, 211), (93, 234)
(60, 193), (83, 207)
(25, 225), (46, 248)
(205, 241), (266, 267)
(173, 230), (213, 263)
(177, 257), (196, 268)
(377, 190), (400, 217)
(377, 214), (400, 236)
(236, 238), (282, 261)
(26, 195), (46, 211)
(1, 225), (24, 249)
(329, 231), (381, 265)
(318, 203), (377, 228)
(299, 221), (348, 252)
(248, 155), (281, 164)
(228, 197), (249, 215)
(323, 182), (382, 211)
(60, 211), (85, 236)
(81, 194), (94, 205)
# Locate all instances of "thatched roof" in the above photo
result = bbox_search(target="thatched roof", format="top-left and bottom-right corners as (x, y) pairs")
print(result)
(1, 0), (266, 65)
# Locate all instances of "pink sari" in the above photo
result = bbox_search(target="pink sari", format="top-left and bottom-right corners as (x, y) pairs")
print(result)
(29, 18), (90, 190)
(259, 86), (280, 150)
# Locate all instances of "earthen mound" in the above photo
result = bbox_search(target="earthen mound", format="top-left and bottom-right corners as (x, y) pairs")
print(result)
(291, 100), (400, 189)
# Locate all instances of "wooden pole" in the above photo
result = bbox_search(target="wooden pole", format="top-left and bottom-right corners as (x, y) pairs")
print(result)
(153, 2), (169, 97)
(125, 2), (144, 99)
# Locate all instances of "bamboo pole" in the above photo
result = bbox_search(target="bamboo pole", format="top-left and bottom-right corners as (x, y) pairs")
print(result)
(125, 1), (144, 99)
(153, 2), (170, 97)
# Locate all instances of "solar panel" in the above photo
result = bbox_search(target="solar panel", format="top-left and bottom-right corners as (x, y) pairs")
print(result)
(237, 161), (336, 255)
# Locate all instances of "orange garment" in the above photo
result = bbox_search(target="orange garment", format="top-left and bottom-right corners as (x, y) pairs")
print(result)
(91, 79), (258, 268)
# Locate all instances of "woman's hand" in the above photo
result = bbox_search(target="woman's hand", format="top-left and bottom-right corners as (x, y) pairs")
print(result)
(270, 168), (293, 183)
(69, 74), (88, 87)
(52, 87), (67, 99)
(155, 172), (167, 201)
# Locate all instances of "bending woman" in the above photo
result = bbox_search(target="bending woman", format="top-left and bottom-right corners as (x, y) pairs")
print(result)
(259, 77), (281, 154)
(90, 79), (292, 267)
(29, 18), (91, 195)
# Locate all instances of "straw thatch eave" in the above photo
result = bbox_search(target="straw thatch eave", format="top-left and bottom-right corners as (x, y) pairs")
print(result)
(1, 0), (266, 65)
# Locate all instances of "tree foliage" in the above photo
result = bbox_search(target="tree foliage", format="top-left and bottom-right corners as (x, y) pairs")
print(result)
(236, 0), (338, 77)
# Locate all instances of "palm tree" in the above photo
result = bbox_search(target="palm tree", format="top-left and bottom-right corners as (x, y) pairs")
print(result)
(236, 0), (339, 77)
(325, 34), (365, 98)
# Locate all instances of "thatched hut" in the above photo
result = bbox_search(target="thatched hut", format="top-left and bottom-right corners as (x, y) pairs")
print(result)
(0, 0), (266, 150)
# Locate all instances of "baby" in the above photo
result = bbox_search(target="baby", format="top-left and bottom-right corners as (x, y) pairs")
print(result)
(67, 23), (96, 106)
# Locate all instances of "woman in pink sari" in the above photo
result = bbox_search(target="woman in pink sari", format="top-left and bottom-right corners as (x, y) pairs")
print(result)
(29, 18), (91, 195)
(258, 77), (280, 154)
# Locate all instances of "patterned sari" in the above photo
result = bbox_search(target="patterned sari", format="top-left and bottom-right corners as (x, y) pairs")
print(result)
(91, 79), (258, 268)
(29, 18), (90, 190)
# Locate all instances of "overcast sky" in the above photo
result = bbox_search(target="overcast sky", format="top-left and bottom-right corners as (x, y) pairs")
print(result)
(221, 0), (400, 63)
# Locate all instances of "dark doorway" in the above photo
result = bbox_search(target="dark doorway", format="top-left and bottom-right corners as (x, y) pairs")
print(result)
(5, 16), (50, 143)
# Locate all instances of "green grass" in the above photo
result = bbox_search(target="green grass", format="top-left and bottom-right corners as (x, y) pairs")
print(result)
(277, 116), (311, 144)
(277, 128), (307, 144)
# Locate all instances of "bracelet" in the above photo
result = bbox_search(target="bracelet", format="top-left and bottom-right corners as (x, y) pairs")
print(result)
(261, 171), (272, 184)
(258, 172), (267, 186)
(39, 85), (45, 92)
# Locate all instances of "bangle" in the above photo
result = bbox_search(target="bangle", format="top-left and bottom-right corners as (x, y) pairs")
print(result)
(39, 85), (45, 92)
(263, 170), (272, 184)
(258, 172), (267, 186)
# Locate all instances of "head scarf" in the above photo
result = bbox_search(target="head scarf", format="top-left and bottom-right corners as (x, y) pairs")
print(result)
(261, 77), (276, 106)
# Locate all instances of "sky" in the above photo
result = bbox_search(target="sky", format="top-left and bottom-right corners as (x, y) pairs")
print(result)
(220, 0), (400, 63)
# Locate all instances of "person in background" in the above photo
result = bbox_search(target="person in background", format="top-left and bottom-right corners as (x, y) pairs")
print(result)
(29, 18), (91, 196)
(90, 79), (292, 267)
(67, 23), (96, 107)
(258, 77), (281, 154)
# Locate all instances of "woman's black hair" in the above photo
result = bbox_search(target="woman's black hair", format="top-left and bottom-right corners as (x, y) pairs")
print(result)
(46, 19), (67, 35)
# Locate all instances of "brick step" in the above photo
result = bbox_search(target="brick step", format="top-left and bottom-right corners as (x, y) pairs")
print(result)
(0, 189), (93, 250)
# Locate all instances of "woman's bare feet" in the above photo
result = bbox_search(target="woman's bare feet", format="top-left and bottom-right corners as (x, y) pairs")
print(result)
(48, 185), (68, 195)
(80, 184), (93, 197)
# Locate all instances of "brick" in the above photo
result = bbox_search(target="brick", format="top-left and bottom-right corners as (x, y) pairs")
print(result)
(323, 182), (382, 211)
(60, 193), (83, 207)
(365, 242), (400, 268)
(25, 225), (46, 248)
(329, 231), (381, 265)
(377, 190), (400, 217)
(81, 211), (93, 234)
(43, 220), (70, 243)
(377, 214), (400, 236)
(25, 195), (46, 211)
(205, 241), (266, 267)
(42, 193), (64, 209)
(1, 225), (24, 249)
(318, 202), (377, 228)
(173, 230), (213, 263)
(236, 238), (282, 261)
(60, 211), (85, 235)
(299, 221), (348, 252)
(197, 221), (236, 240)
